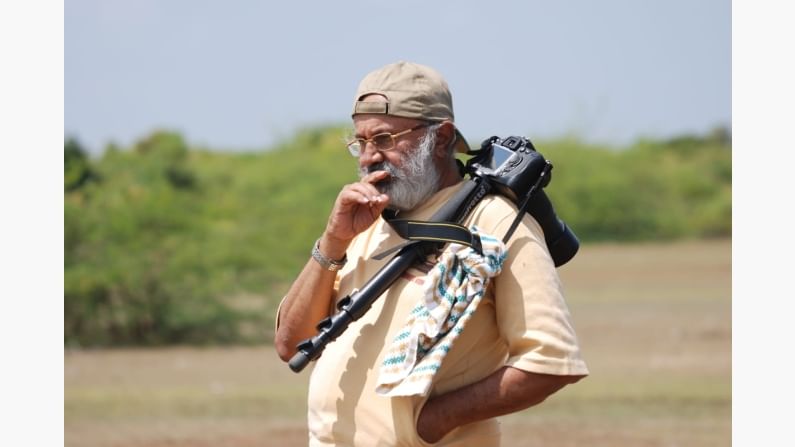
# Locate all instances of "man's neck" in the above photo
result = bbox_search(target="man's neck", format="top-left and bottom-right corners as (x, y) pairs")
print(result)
(436, 163), (464, 191)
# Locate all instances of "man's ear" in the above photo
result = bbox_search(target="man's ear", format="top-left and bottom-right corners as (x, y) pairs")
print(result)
(434, 122), (456, 157)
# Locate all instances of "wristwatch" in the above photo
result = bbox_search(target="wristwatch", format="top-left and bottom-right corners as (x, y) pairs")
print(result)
(311, 238), (347, 271)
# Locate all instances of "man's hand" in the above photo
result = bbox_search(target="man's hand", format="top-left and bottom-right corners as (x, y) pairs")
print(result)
(322, 170), (391, 257)
(275, 170), (392, 361)
(416, 410), (454, 444)
(415, 367), (585, 444)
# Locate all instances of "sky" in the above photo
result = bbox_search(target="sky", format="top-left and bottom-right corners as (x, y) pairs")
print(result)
(65, 0), (731, 153)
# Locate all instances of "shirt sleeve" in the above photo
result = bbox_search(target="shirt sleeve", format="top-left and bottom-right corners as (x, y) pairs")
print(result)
(470, 196), (589, 377)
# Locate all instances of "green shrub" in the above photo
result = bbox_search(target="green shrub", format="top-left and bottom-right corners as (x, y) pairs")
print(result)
(64, 126), (731, 346)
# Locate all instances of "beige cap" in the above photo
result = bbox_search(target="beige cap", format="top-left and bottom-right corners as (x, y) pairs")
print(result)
(352, 61), (470, 154)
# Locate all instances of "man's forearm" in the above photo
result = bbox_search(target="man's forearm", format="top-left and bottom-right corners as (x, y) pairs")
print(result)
(416, 366), (584, 443)
(274, 258), (337, 361)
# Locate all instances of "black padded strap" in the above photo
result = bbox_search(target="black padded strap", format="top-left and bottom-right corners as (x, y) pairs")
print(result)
(381, 209), (483, 255)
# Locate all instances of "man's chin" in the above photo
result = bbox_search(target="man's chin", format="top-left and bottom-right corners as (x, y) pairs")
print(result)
(385, 191), (426, 212)
(379, 177), (437, 212)
(378, 183), (411, 211)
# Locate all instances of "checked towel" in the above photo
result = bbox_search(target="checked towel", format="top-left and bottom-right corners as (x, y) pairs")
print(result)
(375, 227), (508, 397)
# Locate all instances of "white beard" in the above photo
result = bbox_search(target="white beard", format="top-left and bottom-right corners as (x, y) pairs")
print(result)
(359, 128), (439, 212)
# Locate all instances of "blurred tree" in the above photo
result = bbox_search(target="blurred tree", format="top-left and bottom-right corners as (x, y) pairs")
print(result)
(64, 137), (98, 191)
(63, 126), (731, 347)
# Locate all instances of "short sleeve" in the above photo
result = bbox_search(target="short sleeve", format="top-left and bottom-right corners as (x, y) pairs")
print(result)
(468, 196), (589, 377)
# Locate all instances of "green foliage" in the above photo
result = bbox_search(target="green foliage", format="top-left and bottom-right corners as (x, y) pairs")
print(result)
(539, 130), (731, 241)
(64, 125), (731, 347)
(64, 137), (99, 191)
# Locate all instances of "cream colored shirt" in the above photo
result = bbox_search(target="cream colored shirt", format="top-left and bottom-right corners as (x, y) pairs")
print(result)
(286, 181), (588, 446)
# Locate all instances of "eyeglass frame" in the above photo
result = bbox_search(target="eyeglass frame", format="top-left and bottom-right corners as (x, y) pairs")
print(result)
(346, 122), (433, 157)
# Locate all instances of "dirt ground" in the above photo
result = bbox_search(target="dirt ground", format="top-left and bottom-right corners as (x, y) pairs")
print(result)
(65, 239), (731, 446)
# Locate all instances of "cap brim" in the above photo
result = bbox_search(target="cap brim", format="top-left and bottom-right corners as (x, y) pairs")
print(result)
(453, 128), (470, 154)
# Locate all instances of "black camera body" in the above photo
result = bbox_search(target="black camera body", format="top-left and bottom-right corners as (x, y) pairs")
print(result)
(466, 136), (579, 267)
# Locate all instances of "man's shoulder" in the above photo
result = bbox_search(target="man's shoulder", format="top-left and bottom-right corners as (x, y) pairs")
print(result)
(477, 194), (519, 215)
(469, 194), (520, 228)
(467, 194), (545, 243)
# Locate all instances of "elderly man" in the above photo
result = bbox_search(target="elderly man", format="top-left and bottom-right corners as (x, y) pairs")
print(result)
(275, 61), (588, 446)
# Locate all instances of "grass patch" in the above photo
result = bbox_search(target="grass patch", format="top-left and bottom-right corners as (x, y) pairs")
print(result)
(65, 239), (731, 447)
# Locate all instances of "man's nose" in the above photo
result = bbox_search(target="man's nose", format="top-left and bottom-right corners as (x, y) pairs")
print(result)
(359, 142), (384, 167)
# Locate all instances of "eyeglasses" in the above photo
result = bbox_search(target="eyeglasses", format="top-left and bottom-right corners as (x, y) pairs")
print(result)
(346, 123), (432, 157)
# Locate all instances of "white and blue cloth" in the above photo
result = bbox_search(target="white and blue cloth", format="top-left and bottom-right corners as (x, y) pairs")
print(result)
(375, 227), (507, 397)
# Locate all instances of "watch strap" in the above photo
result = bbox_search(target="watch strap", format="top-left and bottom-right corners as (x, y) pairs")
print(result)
(311, 238), (347, 271)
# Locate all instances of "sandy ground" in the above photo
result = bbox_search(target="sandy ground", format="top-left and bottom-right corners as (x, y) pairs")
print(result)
(65, 239), (731, 446)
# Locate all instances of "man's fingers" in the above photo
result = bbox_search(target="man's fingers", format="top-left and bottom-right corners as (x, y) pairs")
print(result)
(360, 170), (391, 185)
(357, 171), (390, 206)
(369, 195), (390, 214)
(343, 182), (387, 205)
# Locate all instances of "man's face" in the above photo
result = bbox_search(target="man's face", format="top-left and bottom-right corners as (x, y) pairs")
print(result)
(352, 114), (440, 212)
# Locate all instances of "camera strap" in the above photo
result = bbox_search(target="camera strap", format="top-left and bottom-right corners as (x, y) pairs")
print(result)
(373, 209), (483, 260)
(501, 161), (553, 243)
(370, 178), (491, 262)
